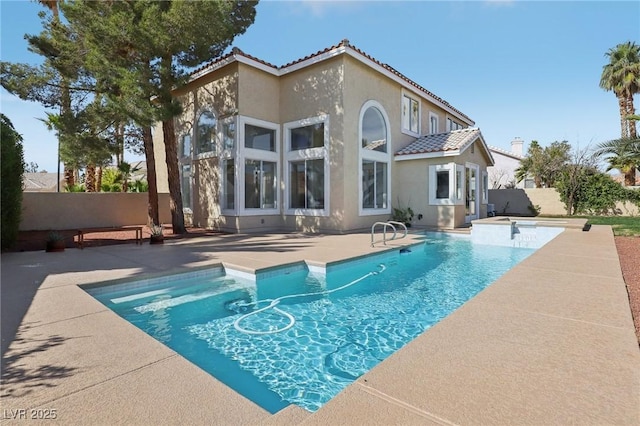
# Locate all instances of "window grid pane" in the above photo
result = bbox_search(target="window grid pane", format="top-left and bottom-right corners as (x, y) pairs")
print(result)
(291, 123), (324, 151)
(307, 159), (324, 209)
(290, 161), (305, 209)
(362, 160), (375, 209)
(375, 162), (387, 208)
(436, 170), (449, 199)
(410, 99), (419, 133)
(362, 107), (387, 153)
(245, 124), (275, 151)
(181, 164), (191, 209)
(224, 159), (235, 210)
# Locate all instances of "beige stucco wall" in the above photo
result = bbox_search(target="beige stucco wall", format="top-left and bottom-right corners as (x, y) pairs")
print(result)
(489, 188), (640, 216)
(238, 64), (280, 123)
(278, 56), (346, 232)
(20, 193), (172, 231)
(153, 52), (484, 233)
(394, 140), (491, 229)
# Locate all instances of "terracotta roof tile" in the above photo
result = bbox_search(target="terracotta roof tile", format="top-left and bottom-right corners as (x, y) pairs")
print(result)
(396, 128), (481, 156)
(189, 40), (472, 123)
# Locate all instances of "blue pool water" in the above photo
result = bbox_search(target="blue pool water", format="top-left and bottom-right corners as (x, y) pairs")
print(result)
(85, 234), (534, 413)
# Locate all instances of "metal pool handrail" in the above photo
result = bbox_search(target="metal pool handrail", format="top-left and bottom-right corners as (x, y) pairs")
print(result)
(371, 221), (408, 247)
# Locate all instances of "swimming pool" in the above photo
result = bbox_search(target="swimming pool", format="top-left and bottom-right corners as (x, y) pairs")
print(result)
(84, 233), (534, 413)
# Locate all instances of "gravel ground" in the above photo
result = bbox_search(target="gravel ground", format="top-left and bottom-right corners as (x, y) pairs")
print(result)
(615, 236), (640, 345)
(7, 229), (640, 344)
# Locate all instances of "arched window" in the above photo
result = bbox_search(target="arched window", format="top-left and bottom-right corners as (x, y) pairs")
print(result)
(361, 107), (387, 152)
(359, 101), (390, 213)
(196, 111), (217, 154)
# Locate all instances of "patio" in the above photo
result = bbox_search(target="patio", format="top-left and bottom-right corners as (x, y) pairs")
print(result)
(1, 226), (638, 424)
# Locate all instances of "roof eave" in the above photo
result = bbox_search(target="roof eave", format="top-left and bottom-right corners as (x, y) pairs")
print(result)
(394, 150), (460, 161)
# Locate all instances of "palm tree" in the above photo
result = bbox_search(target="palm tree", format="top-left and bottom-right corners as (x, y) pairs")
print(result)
(594, 137), (640, 186)
(600, 41), (640, 139)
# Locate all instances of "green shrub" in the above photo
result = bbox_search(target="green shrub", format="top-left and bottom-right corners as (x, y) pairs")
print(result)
(1, 114), (25, 249)
(556, 167), (632, 215)
(65, 183), (85, 192)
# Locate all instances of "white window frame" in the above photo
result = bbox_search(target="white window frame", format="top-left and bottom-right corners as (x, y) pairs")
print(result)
(482, 170), (489, 204)
(219, 116), (237, 214)
(359, 100), (391, 216)
(178, 132), (193, 214)
(284, 115), (330, 217)
(401, 93), (420, 137)
(238, 116), (280, 216)
(455, 163), (465, 205)
(429, 112), (439, 135)
(429, 162), (463, 206)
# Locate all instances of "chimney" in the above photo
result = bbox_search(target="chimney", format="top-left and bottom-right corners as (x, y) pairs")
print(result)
(511, 137), (524, 157)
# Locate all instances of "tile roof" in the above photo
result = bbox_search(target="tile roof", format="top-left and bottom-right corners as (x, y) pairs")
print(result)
(395, 128), (482, 156)
(189, 39), (472, 124)
(488, 145), (524, 160)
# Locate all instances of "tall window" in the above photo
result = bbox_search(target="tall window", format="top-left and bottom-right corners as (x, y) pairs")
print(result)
(196, 111), (217, 154)
(285, 116), (328, 213)
(245, 160), (276, 209)
(239, 117), (279, 214)
(223, 159), (235, 210)
(402, 94), (419, 134)
(359, 101), (390, 213)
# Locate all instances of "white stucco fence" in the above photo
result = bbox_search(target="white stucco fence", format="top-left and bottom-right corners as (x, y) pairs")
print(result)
(489, 188), (639, 216)
(20, 192), (172, 231)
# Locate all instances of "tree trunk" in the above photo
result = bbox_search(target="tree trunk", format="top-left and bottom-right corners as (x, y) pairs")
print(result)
(162, 118), (186, 234)
(64, 165), (75, 188)
(85, 162), (96, 192)
(143, 126), (160, 226)
(625, 166), (637, 186)
(626, 95), (637, 139)
(534, 176), (542, 188)
(619, 95), (630, 138)
(97, 166), (103, 191)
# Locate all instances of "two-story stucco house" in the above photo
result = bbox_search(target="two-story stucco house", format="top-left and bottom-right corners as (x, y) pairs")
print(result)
(152, 40), (494, 233)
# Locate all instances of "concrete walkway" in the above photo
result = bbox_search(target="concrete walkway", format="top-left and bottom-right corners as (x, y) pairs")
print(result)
(1, 227), (638, 425)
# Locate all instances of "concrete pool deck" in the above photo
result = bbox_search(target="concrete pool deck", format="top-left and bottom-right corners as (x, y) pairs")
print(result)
(1, 225), (639, 425)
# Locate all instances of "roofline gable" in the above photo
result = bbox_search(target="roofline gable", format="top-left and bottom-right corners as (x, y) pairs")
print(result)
(186, 40), (474, 125)
(394, 129), (495, 165)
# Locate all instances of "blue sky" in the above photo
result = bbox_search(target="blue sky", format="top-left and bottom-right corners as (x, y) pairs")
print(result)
(1, 0), (639, 172)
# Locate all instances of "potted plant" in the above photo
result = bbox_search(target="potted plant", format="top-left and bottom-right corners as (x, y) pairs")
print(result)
(149, 224), (164, 245)
(391, 206), (415, 228)
(45, 231), (66, 252)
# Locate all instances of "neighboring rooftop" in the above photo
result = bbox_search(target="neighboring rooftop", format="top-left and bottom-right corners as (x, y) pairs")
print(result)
(488, 144), (525, 160)
(23, 172), (64, 192)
